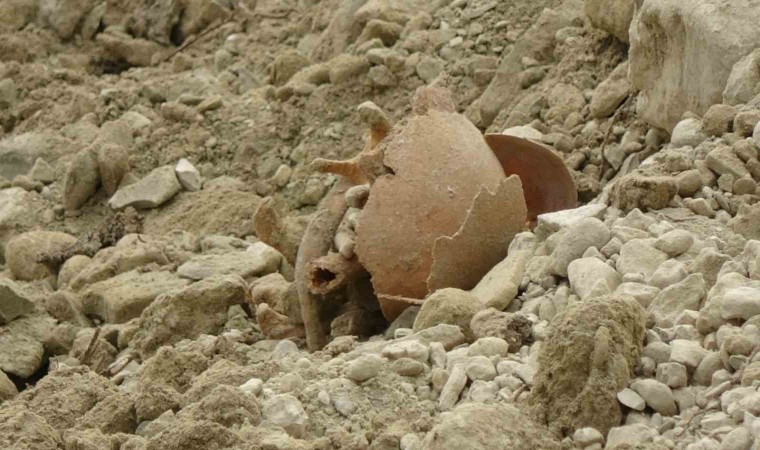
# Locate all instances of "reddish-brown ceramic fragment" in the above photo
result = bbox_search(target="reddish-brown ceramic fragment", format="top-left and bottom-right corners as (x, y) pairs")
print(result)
(355, 90), (507, 320)
(427, 175), (527, 294)
(484, 134), (577, 224)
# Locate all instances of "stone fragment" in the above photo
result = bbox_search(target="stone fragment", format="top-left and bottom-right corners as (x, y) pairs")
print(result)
(346, 354), (383, 382)
(96, 143), (129, 196)
(0, 279), (34, 324)
(724, 48), (760, 105)
(0, 370), (18, 403)
(703, 104), (738, 136)
(671, 118), (707, 148)
(617, 388), (646, 411)
(421, 402), (560, 449)
(734, 110), (760, 137)
(109, 165), (181, 210)
(654, 229), (694, 256)
(614, 282), (660, 308)
(721, 286), (760, 320)
(29, 158), (55, 184)
(175, 158), (201, 191)
(648, 273), (706, 327)
(656, 362), (688, 388)
(617, 239), (669, 279)
(469, 308), (532, 352)
(131, 275), (248, 358)
(605, 424), (657, 449)
(529, 295), (646, 436)
(0, 332), (44, 378)
(648, 259), (688, 290)
(670, 339), (708, 370)
(549, 218), (611, 277)
(590, 61), (632, 118)
(63, 149), (100, 211)
(413, 288), (481, 340)
(610, 175), (677, 211)
(568, 257), (622, 299)
(465, 356), (496, 382)
(677, 169), (704, 197)
(328, 54), (370, 84)
(177, 245), (281, 281)
(81, 270), (191, 323)
(6, 231), (77, 281)
(707, 145), (750, 179)
(439, 364), (467, 411)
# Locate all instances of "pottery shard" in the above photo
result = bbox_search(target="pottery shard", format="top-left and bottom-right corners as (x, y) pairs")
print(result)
(427, 176), (527, 293)
(356, 101), (508, 309)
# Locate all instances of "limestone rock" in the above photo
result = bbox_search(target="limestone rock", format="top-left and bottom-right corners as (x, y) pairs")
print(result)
(529, 295), (646, 437)
(177, 244), (281, 281)
(262, 394), (307, 437)
(175, 158), (201, 191)
(617, 239), (669, 279)
(63, 149), (100, 211)
(131, 275), (248, 358)
(654, 229), (694, 256)
(109, 165), (181, 210)
(421, 402), (560, 450)
(29, 158), (55, 184)
(0, 279), (34, 324)
(413, 288), (481, 341)
(0, 369), (18, 403)
(0, 332), (44, 378)
(605, 424), (657, 449)
(610, 175), (677, 211)
(568, 257), (622, 299)
(81, 270), (191, 324)
(648, 273), (706, 327)
(629, 0), (760, 131)
(590, 61), (632, 118)
(724, 48), (760, 106)
(648, 259), (688, 290)
(703, 104), (738, 136)
(96, 143), (129, 196)
(631, 379), (677, 416)
(6, 231), (77, 281)
(469, 308), (532, 352)
(671, 118), (707, 148)
(729, 202), (760, 240)
(721, 286), (760, 320)
(549, 217), (611, 277)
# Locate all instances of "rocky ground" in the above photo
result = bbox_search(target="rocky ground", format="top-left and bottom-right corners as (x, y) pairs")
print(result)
(1, 0), (760, 449)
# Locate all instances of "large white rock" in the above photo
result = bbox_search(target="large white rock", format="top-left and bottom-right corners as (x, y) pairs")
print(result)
(262, 394), (308, 437)
(585, 0), (635, 42)
(629, 0), (760, 131)
(175, 158), (202, 191)
(568, 257), (622, 299)
(109, 165), (181, 210)
(721, 286), (760, 320)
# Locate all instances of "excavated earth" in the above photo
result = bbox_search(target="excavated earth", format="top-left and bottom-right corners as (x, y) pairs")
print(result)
(1, 0), (760, 449)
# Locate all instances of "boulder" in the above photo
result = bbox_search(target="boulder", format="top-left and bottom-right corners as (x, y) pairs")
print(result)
(629, 0), (760, 131)
(109, 165), (181, 210)
(63, 148), (100, 211)
(529, 295), (646, 437)
(671, 118), (707, 148)
(549, 218), (611, 277)
(648, 273), (706, 327)
(6, 231), (77, 281)
(0, 332), (44, 378)
(81, 270), (191, 323)
(175, 158), (201, 191)
(131, 275), (248, 358)
(413, 288), (481, 341)
(724, 48), (760, 105)
(590, 61), (632, 118)
(177, 244), (281, 281)
(568, 257), (622, 299)
(0, 279), (34, 324)
(585, 0), (634, 42)
(421, 402), (561, 450)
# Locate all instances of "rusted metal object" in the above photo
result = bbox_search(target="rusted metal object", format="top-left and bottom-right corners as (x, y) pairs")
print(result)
(265, 87), (576, 350)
